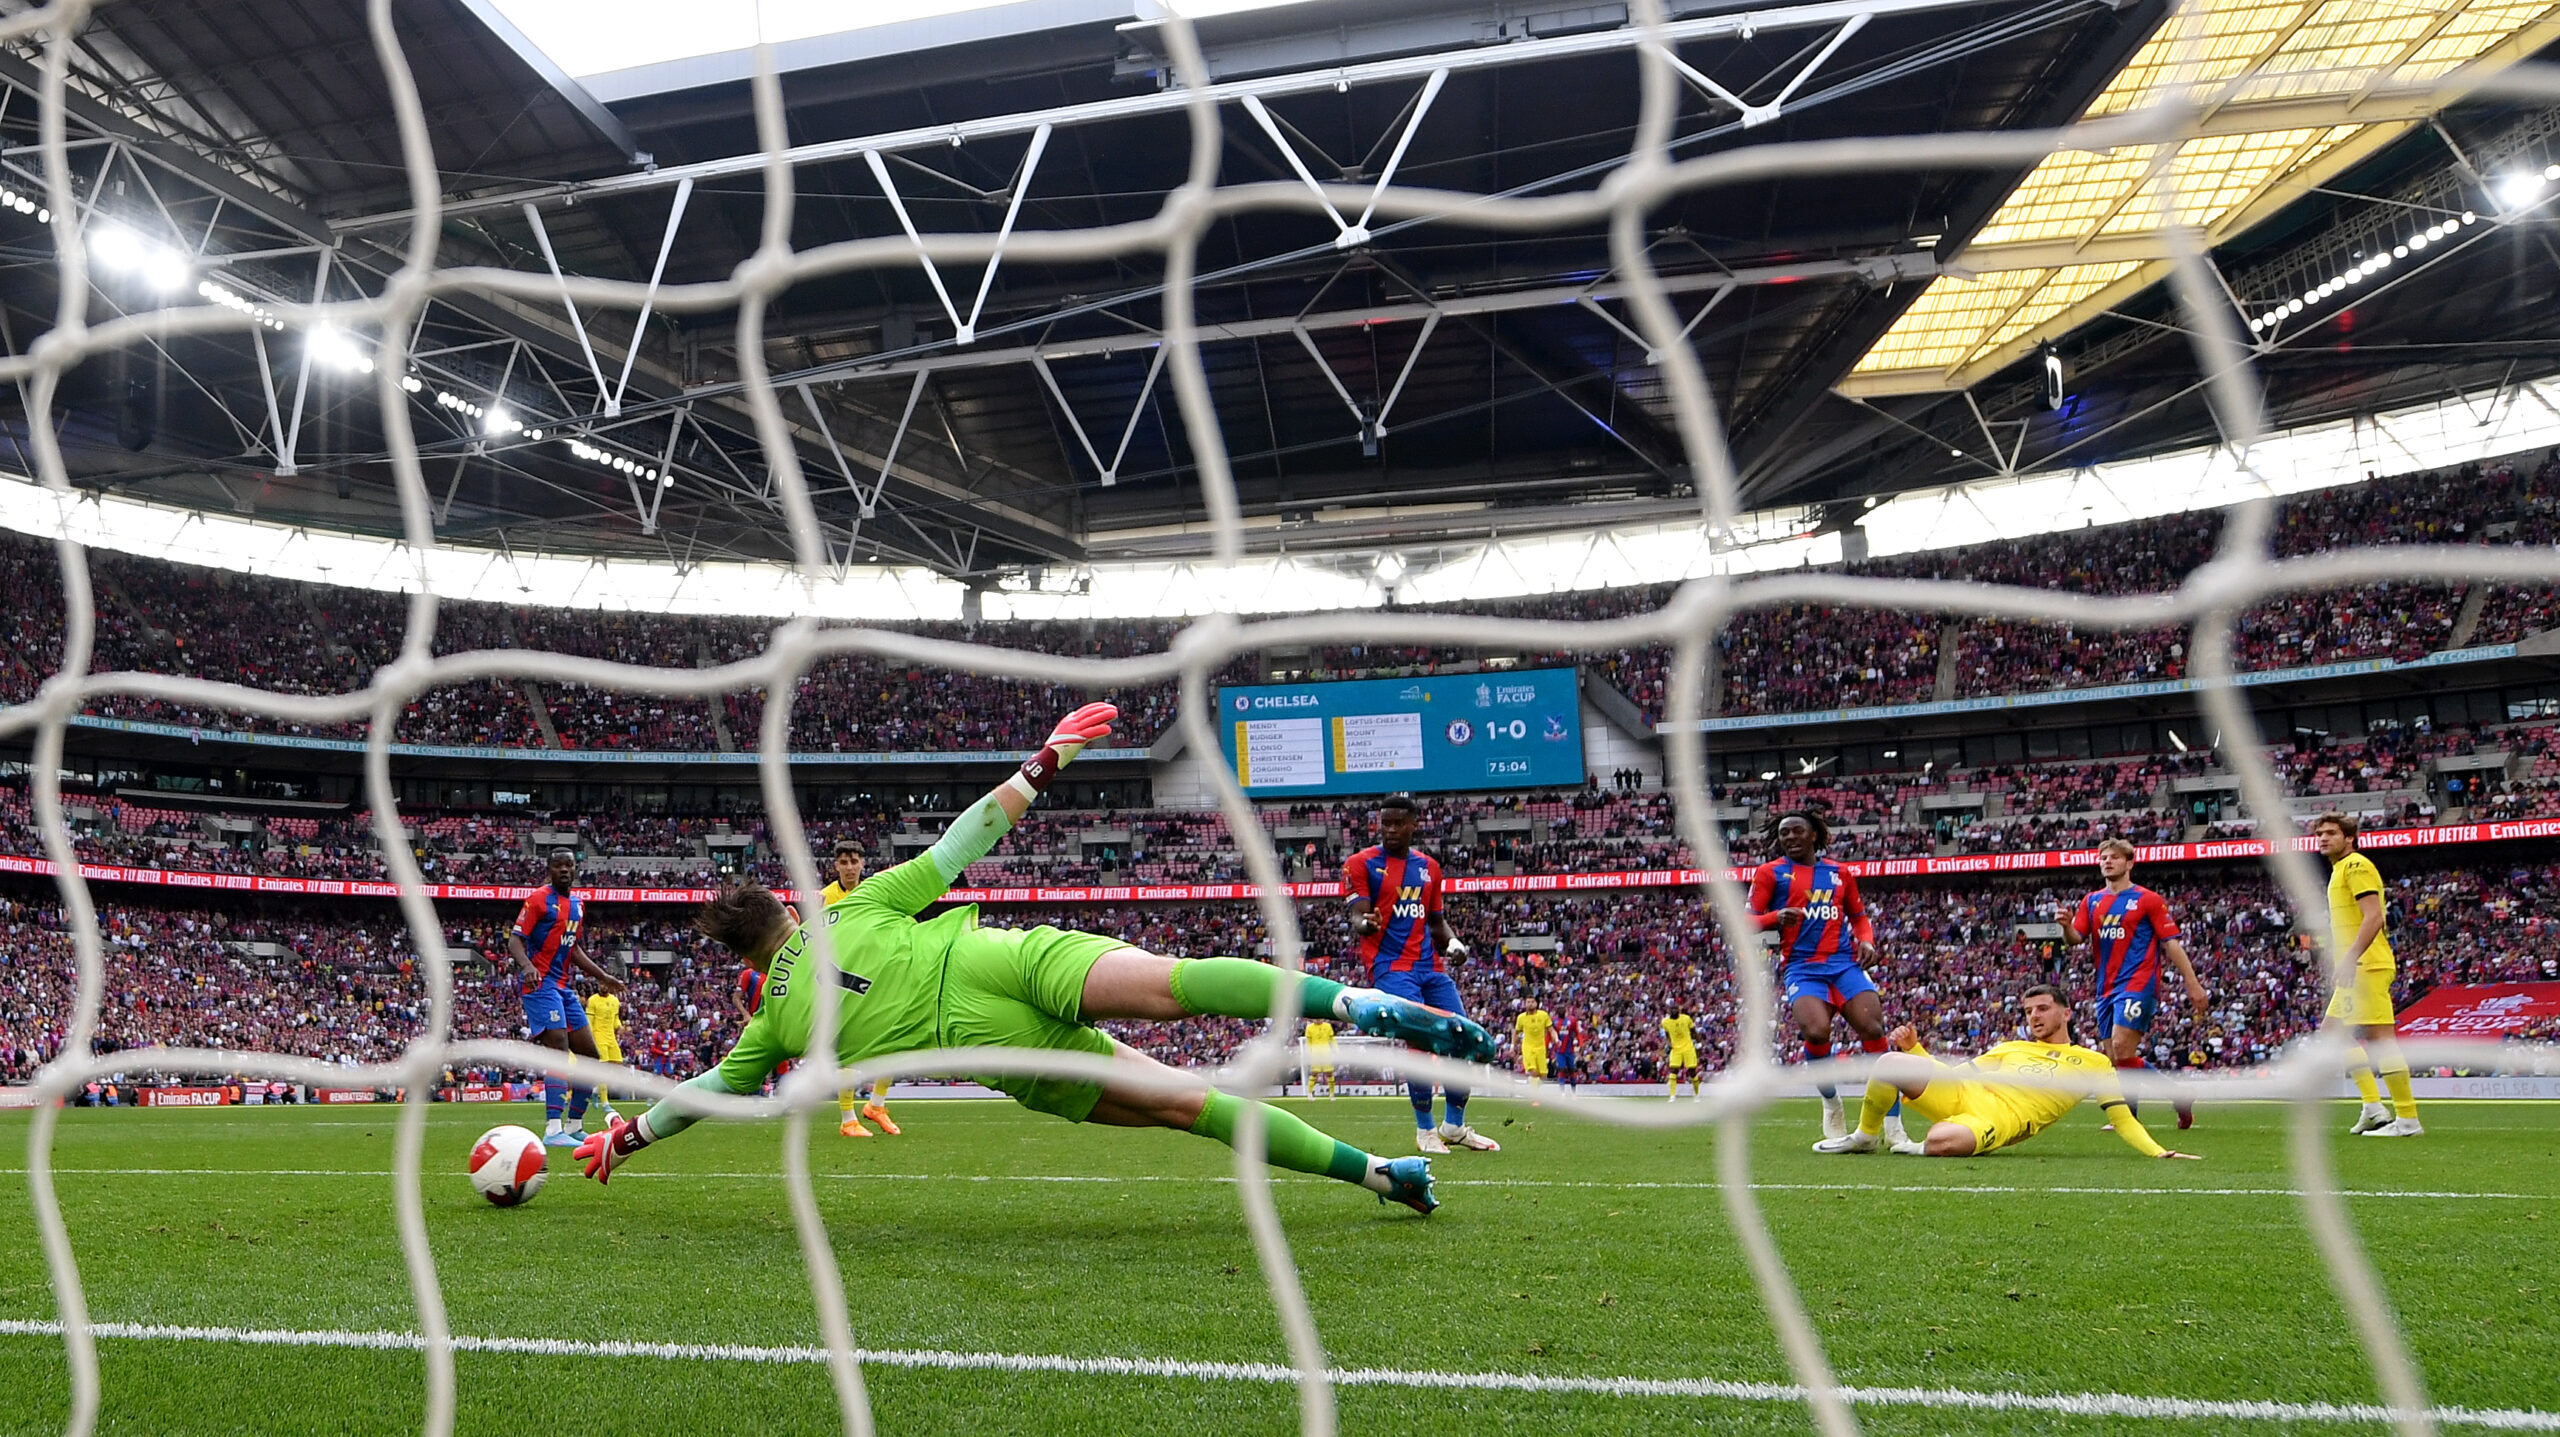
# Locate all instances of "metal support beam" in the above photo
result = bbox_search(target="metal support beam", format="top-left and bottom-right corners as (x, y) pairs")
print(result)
(609, 176), (692, 416)
(333, 0), (2013, 233)
(1030, 348), (1166, 487)
(276, 247), (331, 476)
(1241, 67), (1445, 249)
(521, 202), (615, 412)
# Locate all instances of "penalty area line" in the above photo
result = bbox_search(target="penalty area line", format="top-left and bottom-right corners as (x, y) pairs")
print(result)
(0, 1319), (2551, 1430)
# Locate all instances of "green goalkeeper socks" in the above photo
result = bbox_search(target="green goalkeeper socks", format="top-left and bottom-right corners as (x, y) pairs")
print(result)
(1169, 957), (1348, 1023)
(1191, 1089), (1379, 1188)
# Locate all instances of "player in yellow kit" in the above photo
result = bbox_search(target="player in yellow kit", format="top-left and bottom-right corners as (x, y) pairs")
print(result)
(581, 988), (626, 1124)
(822, 838), (903, 1137)
(1814, 985), (2199, 1159)
(1304, 1019), (1338, 1097)
(1515, 1005), (1552, 1080)
(2317, 813), (2420, 1137)
(1661, 1011), (1701, 1100)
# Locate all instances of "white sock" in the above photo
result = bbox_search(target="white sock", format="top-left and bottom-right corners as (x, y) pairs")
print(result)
(1357, 1156), (1398, 1195)
(544, 1118), (561, 1136)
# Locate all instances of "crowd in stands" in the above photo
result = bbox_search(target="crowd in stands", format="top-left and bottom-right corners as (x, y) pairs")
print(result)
(8, 847), (2554, 1090)
(11, 717), (2560, 895)
(2, 453), (2554, 752)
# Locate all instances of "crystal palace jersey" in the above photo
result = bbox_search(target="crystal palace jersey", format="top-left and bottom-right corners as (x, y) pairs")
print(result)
(1344, 846), (1445, 976)
(511, 885), (584, 995)
(2072, 884), (2179, 998)
(1747, 858), (1872, 969)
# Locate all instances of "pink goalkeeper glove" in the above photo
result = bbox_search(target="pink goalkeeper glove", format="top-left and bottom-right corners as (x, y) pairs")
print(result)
(1043, 701), (1117, 765)
(1013, 702), (1117, 798)
(575, 1116), (649, 1184)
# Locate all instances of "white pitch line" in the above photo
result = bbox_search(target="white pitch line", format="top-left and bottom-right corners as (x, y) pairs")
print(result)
(0, 1318), (2550, 1430)
(0, 1167), (2546, 1201)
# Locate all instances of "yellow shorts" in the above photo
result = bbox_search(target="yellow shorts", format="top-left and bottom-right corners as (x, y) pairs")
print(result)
(1521, 1047), (1549, 1077)
(594, 1040), (623, 1064)
(2325, 966), (2396, 1026)
(1668, 1046), (1699, 1070)
(1909, 1078), (2027, 1156)
(1308, 1052), (1335, 1074)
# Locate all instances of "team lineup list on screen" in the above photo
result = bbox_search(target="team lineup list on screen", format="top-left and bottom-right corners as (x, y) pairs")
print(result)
(1217, 668), (1586, 796)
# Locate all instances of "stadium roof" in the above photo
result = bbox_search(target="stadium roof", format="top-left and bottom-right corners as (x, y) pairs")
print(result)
(0, 0), (2552, 586)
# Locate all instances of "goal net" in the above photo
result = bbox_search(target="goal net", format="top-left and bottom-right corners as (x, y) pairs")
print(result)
(4, 2), (2556, 1435)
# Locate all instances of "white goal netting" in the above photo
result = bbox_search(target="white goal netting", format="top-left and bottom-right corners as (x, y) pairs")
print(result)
(5, 2), (2558, 1435)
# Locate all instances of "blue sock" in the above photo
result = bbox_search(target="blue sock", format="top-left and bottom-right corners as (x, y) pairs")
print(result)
(543, 1076), (564, 1123)
(1407, 1080), (1436, 1131)
(1443, 1089), (1468, 1130)
(566, 1086), (591, 1122)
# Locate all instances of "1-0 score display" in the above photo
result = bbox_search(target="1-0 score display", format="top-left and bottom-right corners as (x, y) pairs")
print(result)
(1217, 668), (1585, 796)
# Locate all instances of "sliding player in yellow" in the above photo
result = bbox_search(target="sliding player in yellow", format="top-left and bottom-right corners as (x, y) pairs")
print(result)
(1515, 1004), (1552, 1083)
(2317, 813), (2420, 1137)
(1304, 1018), (1337, 1097)
(823, 838), (902, 1138)
(1814, 985), (2199, 1159)
(581, 986), (625, 1125)
(1662, 1010), (1702, 1100)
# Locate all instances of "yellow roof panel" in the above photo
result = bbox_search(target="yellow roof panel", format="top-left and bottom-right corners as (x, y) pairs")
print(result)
(1848, 0), (2560, 393)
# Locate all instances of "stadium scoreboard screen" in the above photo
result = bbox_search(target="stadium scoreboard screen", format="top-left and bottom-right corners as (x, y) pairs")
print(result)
(1216, 668), (1585, 796)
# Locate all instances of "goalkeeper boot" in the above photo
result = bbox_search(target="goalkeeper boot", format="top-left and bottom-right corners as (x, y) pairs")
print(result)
(1812, 1130), (1880, 1155)
(1438, 1122), (1501, 1152)
(1882, 1112), (1925, 1156)
(861, 1103), (901, 1136)
(2348, 1102), (2392, 1134)
(1379, 1156), (1439, 1216)
(1341, 989), (1498, 1063)
(1415, 1127), (1451, 1155)
(2365, 1117), (2424, 1137)
(1820, 1095), (1847, 1141)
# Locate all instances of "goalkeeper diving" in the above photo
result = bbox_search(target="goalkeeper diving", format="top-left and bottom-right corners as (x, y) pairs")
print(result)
(1813, 985), (2199, 1159)
(576, 702), (1495, 1214)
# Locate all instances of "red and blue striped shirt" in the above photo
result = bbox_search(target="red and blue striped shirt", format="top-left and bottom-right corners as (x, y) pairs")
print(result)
(2072, 883), (2179, 997)
(511, 886), (584, 995)
(1345, 845), (1445, 975)
(1748, 857), (1873, 969)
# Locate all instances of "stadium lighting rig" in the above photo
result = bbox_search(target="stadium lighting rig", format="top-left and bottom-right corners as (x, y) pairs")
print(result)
(433, 387), (543, 441)
(195, 279), (284, 330)
(308, 325), (375, 375)
(0, 181), (47, 221)
(87, 221), (190, 293)
(563, 434), (670, 487)
(2246, 208), (2482, 336)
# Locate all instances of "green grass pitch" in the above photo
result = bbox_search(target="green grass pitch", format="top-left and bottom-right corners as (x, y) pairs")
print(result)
(1, 1097), (2554, 1435)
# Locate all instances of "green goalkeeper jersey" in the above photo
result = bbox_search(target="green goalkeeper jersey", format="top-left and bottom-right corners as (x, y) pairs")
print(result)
(716, 851), (978, 1095)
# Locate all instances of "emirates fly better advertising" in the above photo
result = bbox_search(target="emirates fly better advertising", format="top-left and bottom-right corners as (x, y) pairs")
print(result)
(1217, 668), (1585, 795)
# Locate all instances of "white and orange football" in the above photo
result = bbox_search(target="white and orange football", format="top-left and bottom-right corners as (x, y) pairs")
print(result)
(468, 1124), (548, 1207)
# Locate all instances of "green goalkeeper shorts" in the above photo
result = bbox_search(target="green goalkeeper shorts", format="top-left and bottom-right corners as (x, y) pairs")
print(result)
(938, 925), (1127, 1122)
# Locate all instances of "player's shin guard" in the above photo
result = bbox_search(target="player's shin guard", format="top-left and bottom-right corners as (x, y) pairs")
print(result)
(1442, 1087), (1468, 1129)
(1407, 1080), (1437, 1129)
(2118, 1054), (2144, 1116)
(1191, 1089), (1391, 1192)
(1805, 1037), (1835, 1100)
(542, 1075), (565, 1126)
(1859, 1036), (1902, 1119)
(565, 1085), (591, 1123)
(2372, 1038), (2418, 1119)
(1168, 957), (1349, 1022)
(1857, 1079), (1897, 1138)
(2344, 1046), (2384, 1104)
